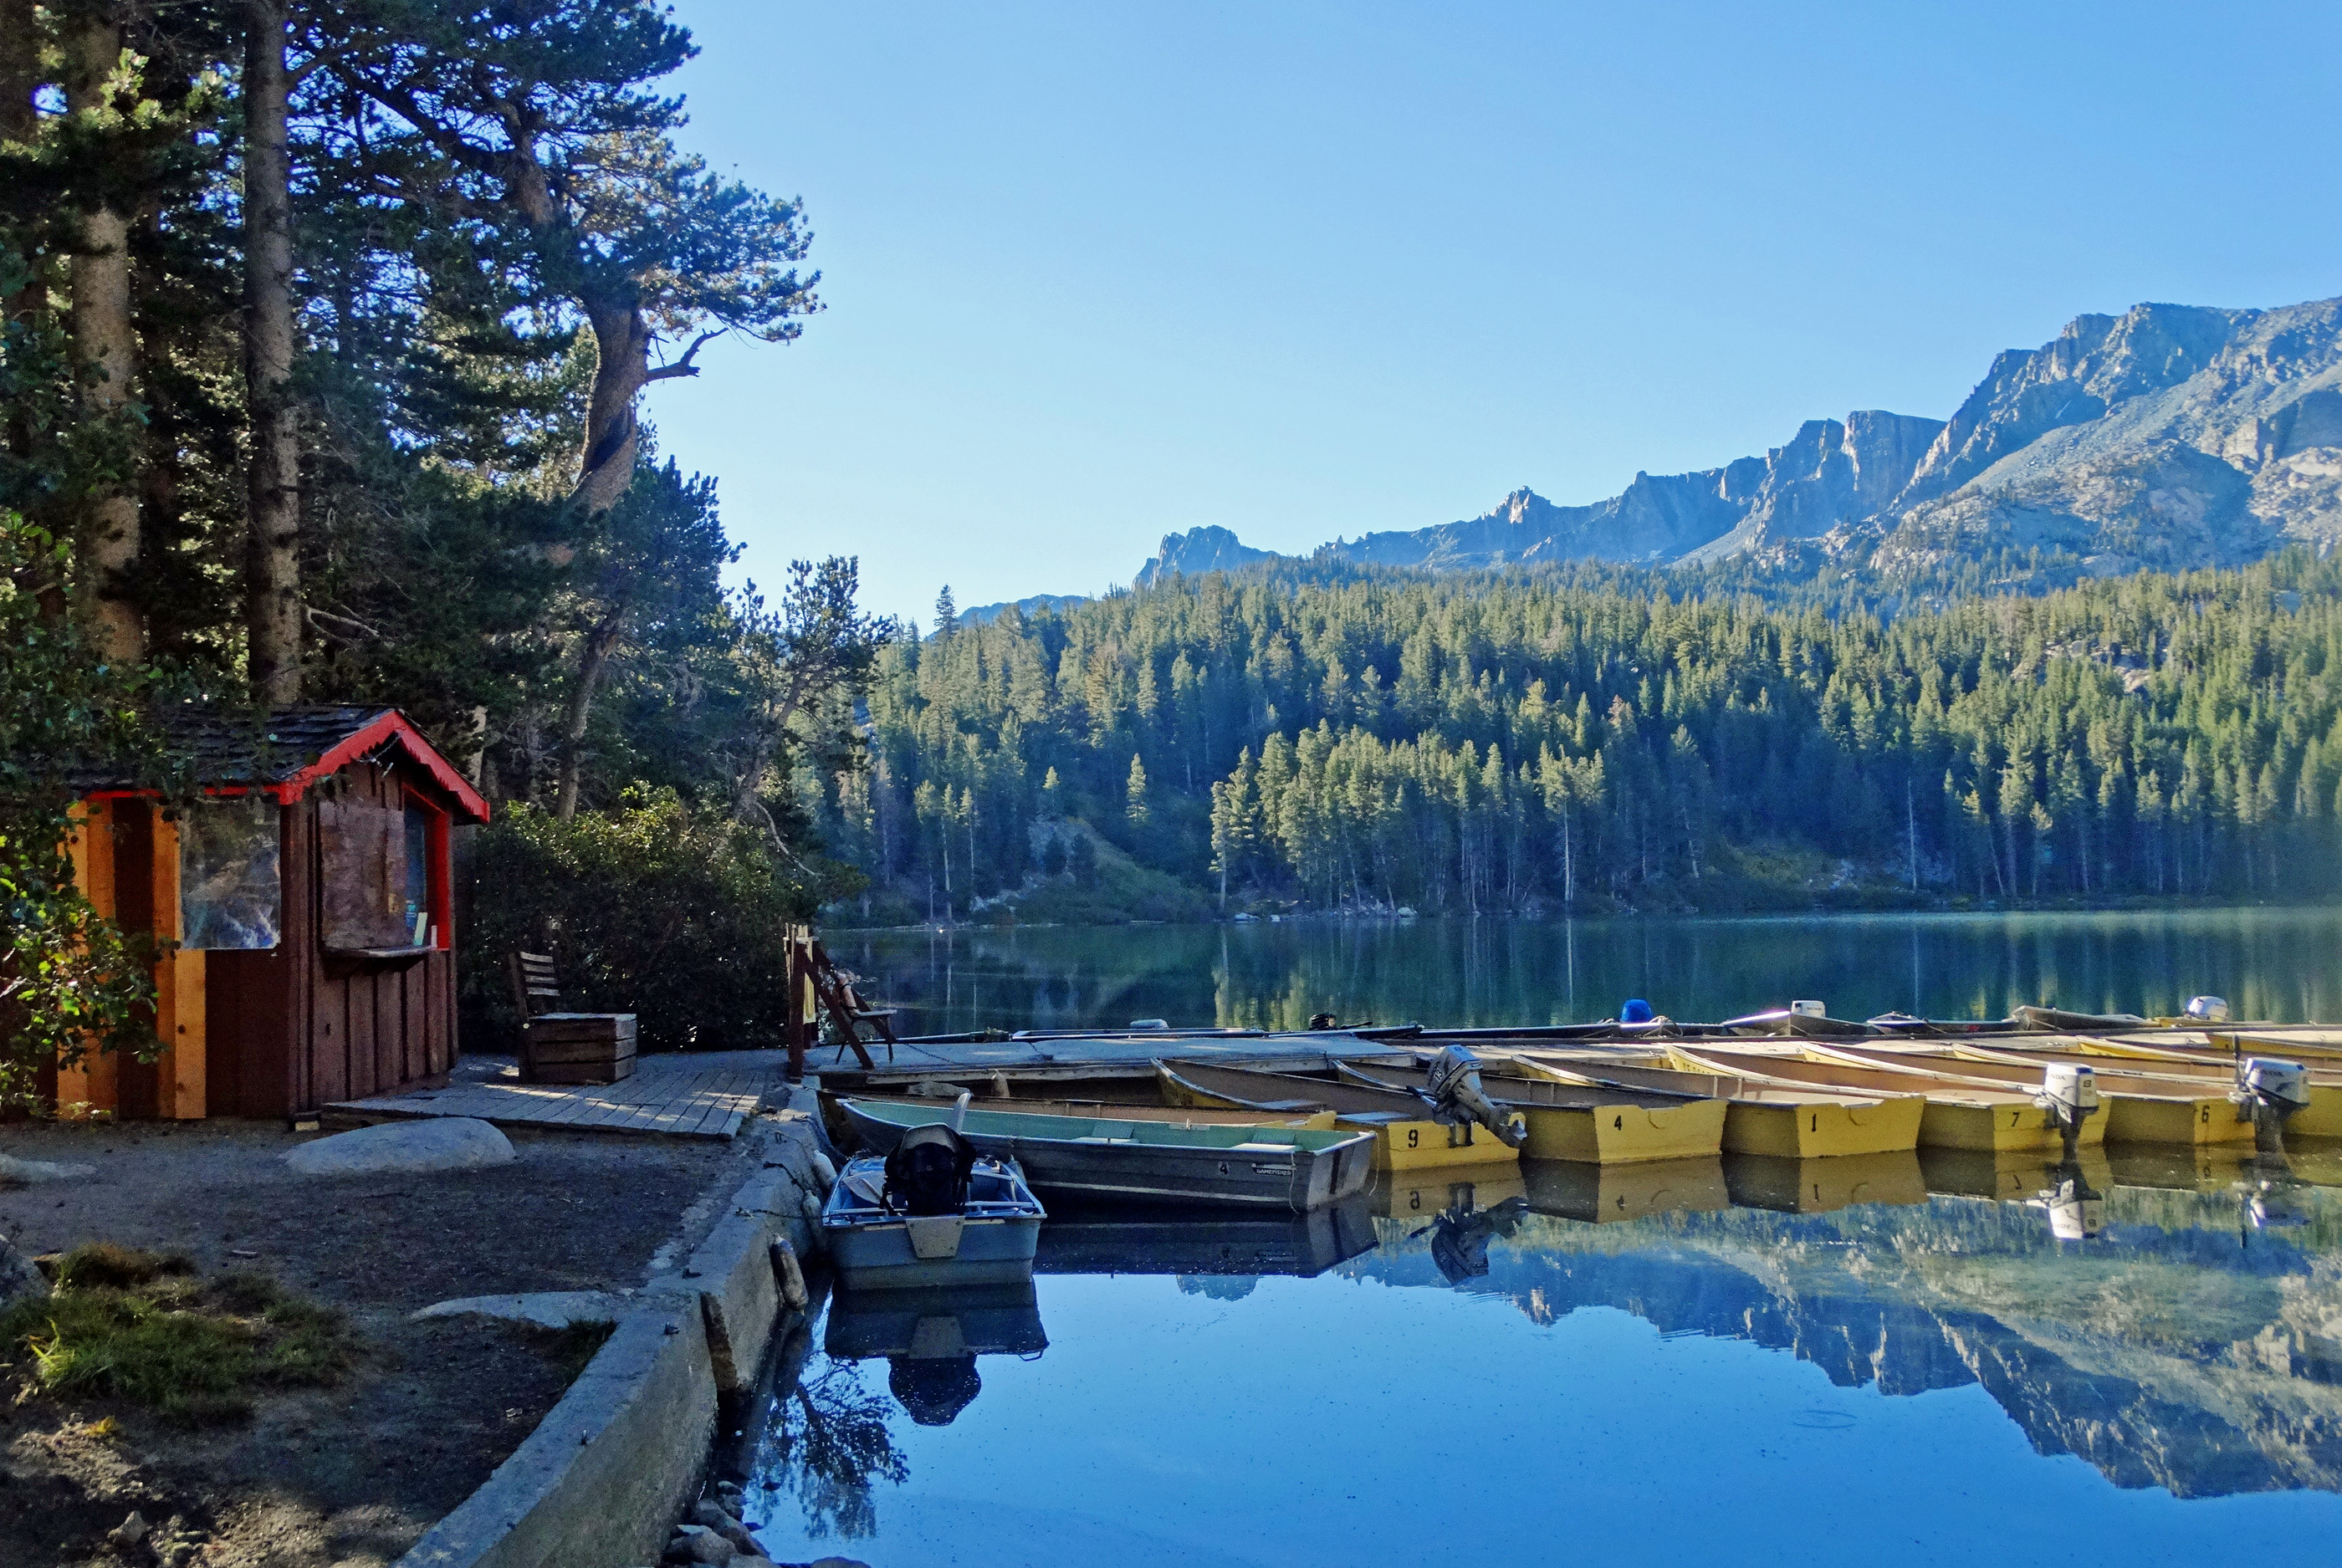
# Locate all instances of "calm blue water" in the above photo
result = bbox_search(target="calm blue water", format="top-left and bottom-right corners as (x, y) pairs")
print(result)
(827, 907), (2342, 1034)
(740, 909), (2342, 1565)
(734, 1150), (2342, 1567)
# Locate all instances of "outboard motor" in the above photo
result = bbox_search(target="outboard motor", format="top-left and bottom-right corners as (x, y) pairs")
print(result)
(1424, 1045), (1527, 1148)
(883, 1121), (978, 1217)
(2232, 1056), (2311, 1156)
(2185, 995), (2231, 1024)
(2034, 1064), (2099, 1162)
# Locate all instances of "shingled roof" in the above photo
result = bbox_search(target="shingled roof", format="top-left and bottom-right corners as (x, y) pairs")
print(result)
(79, 706), (490, 822)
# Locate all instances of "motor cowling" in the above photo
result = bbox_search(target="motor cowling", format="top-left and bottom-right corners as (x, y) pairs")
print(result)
(2036, 1064), (2099, 1126)
(884, 1123), (978, 1216)
(2237, 1057), (2310, 1111)
(1424, 1045), (1528, 1147)
(2184, 995), (2231, 1024)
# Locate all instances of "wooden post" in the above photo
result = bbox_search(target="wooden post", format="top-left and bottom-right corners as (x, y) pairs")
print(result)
(785, 926), (808, 1083)
(149, 812), (206, 1119)
(58, 800), (120, 1116)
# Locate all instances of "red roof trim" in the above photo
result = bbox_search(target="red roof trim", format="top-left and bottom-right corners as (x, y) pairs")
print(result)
(274, 711), (492, 823)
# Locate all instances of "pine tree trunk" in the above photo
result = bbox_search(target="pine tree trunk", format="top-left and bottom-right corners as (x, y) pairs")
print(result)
(570, 293), (650, 514)
(68, 11), (141, 661)
(2, 0), (43, 534)
(555, 622), (621, 819)
(243, 0), (300, 703)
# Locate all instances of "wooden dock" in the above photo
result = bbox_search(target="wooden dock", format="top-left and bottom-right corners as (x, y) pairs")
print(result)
(323, 1049), (780, 1141)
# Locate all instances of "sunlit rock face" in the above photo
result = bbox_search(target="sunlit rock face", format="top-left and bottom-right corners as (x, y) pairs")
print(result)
(1131, 295), (2342, 586)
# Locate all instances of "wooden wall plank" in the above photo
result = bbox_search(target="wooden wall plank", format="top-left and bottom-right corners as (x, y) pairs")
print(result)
(114, 802), (158, 1121)
(56, 802), (114, 1116)
(285, 795), (316, 1116)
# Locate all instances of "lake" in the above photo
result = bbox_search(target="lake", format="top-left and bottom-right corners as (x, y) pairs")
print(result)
(826, 906), (2342, 1034)
(742, 908), (2342, 1565)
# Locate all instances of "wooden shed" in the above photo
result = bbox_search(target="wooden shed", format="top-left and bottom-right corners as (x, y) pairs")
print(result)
(56, 707), (490, 1122)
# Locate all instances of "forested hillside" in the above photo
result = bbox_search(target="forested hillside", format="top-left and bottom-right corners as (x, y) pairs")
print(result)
(819, 553), (2342, 921)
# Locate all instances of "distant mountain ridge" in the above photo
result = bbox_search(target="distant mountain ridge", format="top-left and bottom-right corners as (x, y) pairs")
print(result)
(1133, 294), (2342, 587)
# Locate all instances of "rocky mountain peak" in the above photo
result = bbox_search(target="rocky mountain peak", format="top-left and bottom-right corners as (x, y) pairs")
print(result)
(1122, 293), (2342, 590)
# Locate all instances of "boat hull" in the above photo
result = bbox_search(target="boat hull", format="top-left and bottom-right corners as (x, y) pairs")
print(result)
(1721, 1095), (1925, 1159)
(825, 1213), (1042, 1291)
(1347, 1112), (1523, 1172)
(1514, 1097), (1729, 1164)
(842, 1101), (1377, 1211)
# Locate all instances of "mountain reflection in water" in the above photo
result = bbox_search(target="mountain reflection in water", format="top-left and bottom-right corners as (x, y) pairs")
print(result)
(733, 1142), (2342, 1561)
(1350, 1146), (2342, 1497)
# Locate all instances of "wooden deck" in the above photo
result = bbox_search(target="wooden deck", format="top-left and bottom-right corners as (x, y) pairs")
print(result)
(323, 1050), (781, 1141)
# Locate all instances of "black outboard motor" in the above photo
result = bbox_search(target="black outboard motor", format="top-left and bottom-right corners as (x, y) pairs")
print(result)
(883, 1123), (977, 1216)
(1424, 1044), (1528, 1147)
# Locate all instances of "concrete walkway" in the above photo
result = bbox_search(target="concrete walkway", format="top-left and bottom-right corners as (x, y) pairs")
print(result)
(325, 1050), (784, 1141)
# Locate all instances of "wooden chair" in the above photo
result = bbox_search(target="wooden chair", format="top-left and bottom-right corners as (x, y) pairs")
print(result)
(508, 950), (637, 1085)
(809, 940), (898, 1070)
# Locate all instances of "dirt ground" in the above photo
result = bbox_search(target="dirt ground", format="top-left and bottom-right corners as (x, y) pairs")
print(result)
(0, 1115), (762, 1567)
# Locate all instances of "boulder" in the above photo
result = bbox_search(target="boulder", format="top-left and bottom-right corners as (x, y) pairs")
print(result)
(284, 1117), (514, 1177)
(0, 1238), (47, 1306)
(0, 1152), (97, 1186)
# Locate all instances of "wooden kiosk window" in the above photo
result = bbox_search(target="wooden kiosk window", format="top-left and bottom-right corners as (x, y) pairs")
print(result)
(319, 779), (449, 956)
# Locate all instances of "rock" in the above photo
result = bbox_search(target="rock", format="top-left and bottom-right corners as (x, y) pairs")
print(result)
(0, 1152), (98, 1185)
(0, 1239), (47, 1306)
(107, 1511), (150, 1549)
(689, 1499), (736, 1530)
(411, 1290), (622, 1329)
(284, 1117), (514, 1177)
(670, 1525), (734, 1565)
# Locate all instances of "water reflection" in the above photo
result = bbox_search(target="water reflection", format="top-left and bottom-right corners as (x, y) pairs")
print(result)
(826, 1284), (1049, 1427)
(1347, 1150), (2342, 1495)
(830, 907), (2342, 1035)
(737, 1143), (2342, 1563)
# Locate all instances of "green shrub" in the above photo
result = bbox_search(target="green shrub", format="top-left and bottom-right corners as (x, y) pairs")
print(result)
(465, 787), (816, 1051)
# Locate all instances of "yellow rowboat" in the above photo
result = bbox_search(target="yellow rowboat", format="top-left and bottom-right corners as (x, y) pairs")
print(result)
(1915, 1039), (2342, 1141)
(1721, 1150), (1927, 1213)
(1335, 1060), (1727, 1166)
(1518, 1155), (1730, 1224)
(1666, 1044), (2109, 1155)
(1156, 1061), (1521, 1172)
(1373, 1163), (1527, 1220)
(1814, 1044), (2258, 1147)
(1511, 1054), (1925, 1160)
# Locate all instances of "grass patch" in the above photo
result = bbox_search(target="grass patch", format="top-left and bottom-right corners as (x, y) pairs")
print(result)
(517, 1319), (614, 1382)
(0, 1244), (358, 1425)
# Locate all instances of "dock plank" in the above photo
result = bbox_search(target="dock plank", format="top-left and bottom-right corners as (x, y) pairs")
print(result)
(323, 1049), (783, 1142)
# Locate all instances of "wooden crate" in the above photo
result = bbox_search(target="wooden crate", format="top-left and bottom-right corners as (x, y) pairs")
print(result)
(523, 1012), (638, 1085)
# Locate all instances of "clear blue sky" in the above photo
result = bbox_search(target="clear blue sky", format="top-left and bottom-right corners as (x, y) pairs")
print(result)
(648, 1), (2342, 624)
